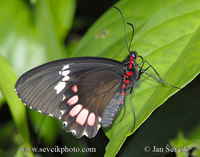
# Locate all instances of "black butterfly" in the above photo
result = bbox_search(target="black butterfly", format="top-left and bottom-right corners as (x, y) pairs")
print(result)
(15, 7), (178, 138)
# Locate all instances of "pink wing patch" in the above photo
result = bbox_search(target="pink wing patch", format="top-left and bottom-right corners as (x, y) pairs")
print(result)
(69, 104), (82, 117)
(76, 108), (89, 126)
(67, 95), (78, 106)
(87, 113), (96, 126)
(72, 85), (78, 93)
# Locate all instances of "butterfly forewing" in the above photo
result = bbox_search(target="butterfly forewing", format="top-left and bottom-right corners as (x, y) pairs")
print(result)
(15, 57), (124, 138)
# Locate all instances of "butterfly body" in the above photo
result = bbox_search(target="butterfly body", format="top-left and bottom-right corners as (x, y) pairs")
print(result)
(15, 51), (139, 138)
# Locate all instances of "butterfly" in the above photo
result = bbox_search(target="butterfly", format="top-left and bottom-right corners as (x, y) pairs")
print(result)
(15, 7), (178, 138)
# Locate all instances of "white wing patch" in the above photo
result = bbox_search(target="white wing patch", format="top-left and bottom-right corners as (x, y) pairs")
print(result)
(54, 65), (71, 94)
(62, 70), (70, 76)
(62, 65), (70, 70)
(62, 75), (70, 81)
(59, 67), (70, 82)
(54, 81), (66, 94)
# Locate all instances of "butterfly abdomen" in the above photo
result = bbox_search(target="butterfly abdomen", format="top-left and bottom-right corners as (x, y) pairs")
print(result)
(102, 89), (124, 127)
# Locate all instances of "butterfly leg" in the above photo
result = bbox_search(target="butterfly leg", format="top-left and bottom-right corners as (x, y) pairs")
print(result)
(137, 59), (150, 80)
(144, 60), (167, 87)
(114, 86), (136, 133)
(138, 60), (180, 89)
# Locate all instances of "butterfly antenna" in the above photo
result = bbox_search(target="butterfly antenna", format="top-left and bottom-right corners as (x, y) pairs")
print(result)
(127, 23), (135, 52)
(113, 6), (130, 53)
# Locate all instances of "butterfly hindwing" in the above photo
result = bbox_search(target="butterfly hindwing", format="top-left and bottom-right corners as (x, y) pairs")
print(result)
(15, 57), (124, 138)
(60, 69), (123, 138)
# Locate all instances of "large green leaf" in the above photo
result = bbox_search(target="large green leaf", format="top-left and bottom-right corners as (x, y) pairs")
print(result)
(73, 0), (200, 156)
(120, 76), (199, 157)
(0, 55), (33, 157)
(45, 0), (76, 40)
(0, 91), (5, 108)
(34, 0), (76, 60)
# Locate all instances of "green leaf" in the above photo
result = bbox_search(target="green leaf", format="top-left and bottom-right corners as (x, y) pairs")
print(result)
(28, 109), (60, 146)
(34, 0), (76, 59)
(47, 0), (76, 40)
(0, 0), (46, 75)
(0, 55), (33, 157)
(73, 0), (200, 156)
(170, 105), (200, 157)
(119, 78), (200, 157)
(170, 132), (200, 157)
(0, 90), (5, 108)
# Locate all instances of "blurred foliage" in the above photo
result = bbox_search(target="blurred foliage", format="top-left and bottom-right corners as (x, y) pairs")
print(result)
(0, 54), (32, 157)
(0, 0), (199, 157)
(170, 132), (200, 157)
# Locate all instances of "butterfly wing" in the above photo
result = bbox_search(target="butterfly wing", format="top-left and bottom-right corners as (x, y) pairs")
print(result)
(61, 68), (123, 138)
(15, 57), (125, 138)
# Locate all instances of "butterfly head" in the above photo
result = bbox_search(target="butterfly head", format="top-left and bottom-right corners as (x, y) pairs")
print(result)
(129, 51), (138, 60)
(129, 51), (144, 64)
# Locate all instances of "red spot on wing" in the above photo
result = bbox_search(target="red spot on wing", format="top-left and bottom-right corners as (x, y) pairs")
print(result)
(87, 113), (96, 126)
(72, 85), (78, 93)
(67, 95), (78, 106)
(120, 101), (124, 104)
(69, 104), (82, 117)
(76, 108), (89, 126)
